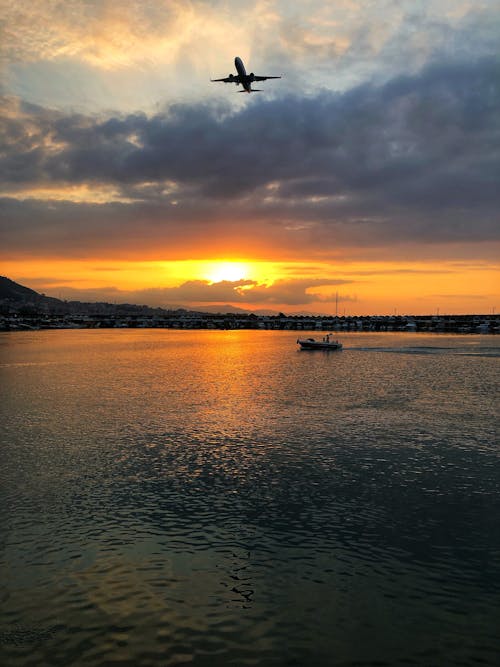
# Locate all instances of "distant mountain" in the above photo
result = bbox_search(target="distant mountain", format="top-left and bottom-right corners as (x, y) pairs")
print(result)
(0, 276), (63, 307)
(0, 276), (44, 301)
(0, 276), (177, 315)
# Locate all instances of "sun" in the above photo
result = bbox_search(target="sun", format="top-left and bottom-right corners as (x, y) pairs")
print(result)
(205, 261), (249, 283)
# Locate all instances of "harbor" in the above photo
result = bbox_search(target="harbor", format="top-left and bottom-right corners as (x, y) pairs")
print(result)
(1, 310), (498, 334)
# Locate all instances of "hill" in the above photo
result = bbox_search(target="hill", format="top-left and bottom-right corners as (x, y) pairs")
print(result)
(0, 276), (44, 301)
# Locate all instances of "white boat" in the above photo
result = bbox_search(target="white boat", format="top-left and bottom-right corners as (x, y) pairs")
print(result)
(297, 334), (342, 350)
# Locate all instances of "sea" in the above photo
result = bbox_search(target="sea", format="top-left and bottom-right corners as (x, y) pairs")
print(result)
(1, 329), (499, 667)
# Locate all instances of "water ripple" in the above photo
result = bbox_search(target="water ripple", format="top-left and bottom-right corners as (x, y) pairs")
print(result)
(1, 330), (499, 666)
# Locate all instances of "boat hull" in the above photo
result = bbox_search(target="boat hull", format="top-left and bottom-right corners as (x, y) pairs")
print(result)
(297, 338), (342, 350)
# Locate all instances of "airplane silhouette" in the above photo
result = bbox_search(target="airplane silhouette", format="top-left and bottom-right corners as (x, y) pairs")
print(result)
(211, 57), (281, 93)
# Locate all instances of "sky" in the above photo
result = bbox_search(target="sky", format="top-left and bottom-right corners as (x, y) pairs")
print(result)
(1, 0), (499, 315)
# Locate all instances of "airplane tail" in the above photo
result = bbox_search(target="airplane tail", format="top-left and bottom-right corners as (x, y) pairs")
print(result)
(237, 89), (262, 93)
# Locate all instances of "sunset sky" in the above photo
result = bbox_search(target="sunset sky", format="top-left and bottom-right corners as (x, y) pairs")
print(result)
(1, 0), (499, 315)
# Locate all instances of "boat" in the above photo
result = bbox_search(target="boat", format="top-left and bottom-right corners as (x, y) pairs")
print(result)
(297, 334), (342, 350)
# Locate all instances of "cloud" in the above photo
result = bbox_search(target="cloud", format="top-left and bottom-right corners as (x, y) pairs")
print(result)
(239, 279), (352, 306)
(44, 276), (355, 309)
(137, 277), (354, 308)
(153, 279), (256, 304)
(1, 0), (204, 68)
(1, 56), (499, 264)
(3, 0), (499, 116)
(261, 1), (500, 93)
(1, 0), (286, 88)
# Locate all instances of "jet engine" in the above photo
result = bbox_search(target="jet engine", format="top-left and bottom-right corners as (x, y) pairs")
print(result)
(228, 73), (234, 80)
(249, 72), (255, 81)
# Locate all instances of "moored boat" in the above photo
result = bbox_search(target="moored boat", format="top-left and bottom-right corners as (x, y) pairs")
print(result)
(296, 334), (342, 350)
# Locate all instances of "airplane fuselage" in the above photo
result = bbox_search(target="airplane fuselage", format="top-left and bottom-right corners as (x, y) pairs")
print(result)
(235, 57), (252, 92)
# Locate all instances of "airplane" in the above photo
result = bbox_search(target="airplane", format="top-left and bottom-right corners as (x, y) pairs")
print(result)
(211, 56), (281, 93)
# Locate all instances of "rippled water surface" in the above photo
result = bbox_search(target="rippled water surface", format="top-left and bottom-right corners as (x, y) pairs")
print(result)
(1, 330), (499, 666)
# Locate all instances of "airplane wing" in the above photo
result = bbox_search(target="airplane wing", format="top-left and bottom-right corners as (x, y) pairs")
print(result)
(253, 75), (281, 81)
(211, 76), (241, 83)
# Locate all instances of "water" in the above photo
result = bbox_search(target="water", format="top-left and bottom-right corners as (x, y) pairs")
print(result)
(1, 329), (499, 666)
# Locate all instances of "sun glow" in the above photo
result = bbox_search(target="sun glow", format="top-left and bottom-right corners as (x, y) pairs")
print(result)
(204, 261), (250, 284)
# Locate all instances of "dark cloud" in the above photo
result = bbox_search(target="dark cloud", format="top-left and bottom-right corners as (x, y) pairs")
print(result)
(153, 279), (255, 303)
(44, 277), (354, 308)
(1, 57), (499, 260)
(135, 277), (354, 307)
(240, 279), (352, 306)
